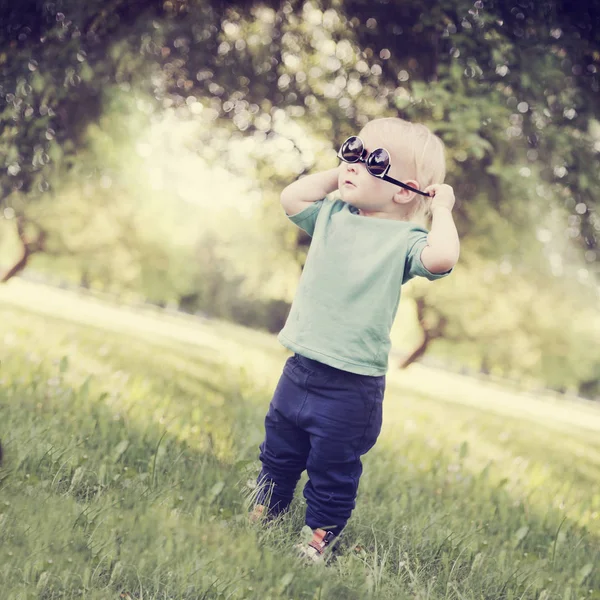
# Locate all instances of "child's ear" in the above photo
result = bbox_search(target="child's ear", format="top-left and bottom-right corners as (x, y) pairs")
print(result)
(392, 180), (420, 205)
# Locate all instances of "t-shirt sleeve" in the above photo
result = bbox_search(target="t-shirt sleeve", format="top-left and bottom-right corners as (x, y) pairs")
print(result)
(284, 199), (325, 237)
(403, 227), (454, 283)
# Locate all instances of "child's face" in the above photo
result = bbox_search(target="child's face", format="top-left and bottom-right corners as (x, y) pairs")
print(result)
(337, 126), (416, 211)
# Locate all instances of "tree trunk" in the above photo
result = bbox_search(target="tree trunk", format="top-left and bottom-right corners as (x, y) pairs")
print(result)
(0, 217), (46, 283)
(398, 295), (448, 369)
(399, 335), (431, 369)
(0, 247), (31, 283)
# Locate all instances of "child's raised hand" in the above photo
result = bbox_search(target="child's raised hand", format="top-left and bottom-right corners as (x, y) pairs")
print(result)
(424, 183), (455, 213)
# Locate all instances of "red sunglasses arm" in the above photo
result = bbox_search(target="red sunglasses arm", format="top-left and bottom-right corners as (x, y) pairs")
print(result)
(381, 174), (431, 197)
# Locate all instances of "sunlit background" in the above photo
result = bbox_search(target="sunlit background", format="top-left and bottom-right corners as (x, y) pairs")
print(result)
(1, 0), (599, 397)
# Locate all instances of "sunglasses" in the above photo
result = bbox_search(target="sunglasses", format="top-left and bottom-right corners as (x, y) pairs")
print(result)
(337, 136), (430, 197)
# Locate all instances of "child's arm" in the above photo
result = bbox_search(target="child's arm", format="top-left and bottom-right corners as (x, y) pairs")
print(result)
(280, 167), (340, 216)
(420, 184), (460, 274)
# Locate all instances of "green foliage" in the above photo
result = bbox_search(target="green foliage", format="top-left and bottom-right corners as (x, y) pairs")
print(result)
(2, 0), (599, 259)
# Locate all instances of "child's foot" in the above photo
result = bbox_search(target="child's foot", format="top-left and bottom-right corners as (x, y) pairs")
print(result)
(296, 528), (337, 563)
(248, 504), (268, 524)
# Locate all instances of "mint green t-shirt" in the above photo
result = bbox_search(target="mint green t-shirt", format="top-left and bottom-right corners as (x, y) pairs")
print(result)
(277, 197), (453, 376)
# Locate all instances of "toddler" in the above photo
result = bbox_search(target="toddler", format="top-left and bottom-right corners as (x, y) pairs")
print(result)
(252, 117), (460, 562)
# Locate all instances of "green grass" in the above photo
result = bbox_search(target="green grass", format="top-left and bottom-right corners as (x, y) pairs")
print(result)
(0, 280), (599, 599)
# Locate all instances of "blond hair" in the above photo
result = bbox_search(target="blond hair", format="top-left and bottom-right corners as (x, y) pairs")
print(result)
(361, 118), (446, 225)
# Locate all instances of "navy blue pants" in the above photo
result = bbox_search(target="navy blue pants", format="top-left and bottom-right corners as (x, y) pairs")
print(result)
(256, 353), (386, 535)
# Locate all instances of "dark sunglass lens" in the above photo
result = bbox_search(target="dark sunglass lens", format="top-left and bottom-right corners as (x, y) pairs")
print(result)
(341, 136), (363, 162)
(366, 148), (389, 175)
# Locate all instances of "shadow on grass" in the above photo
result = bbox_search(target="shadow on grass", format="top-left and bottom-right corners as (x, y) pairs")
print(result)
(0, 376), (266, 599)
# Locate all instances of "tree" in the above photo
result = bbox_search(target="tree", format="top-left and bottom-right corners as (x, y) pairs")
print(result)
(2, 0), (599, 387)
(3, 1), (599, 267)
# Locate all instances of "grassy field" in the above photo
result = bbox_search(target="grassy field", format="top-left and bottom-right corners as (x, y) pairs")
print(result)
(0, 280), (599, 600)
